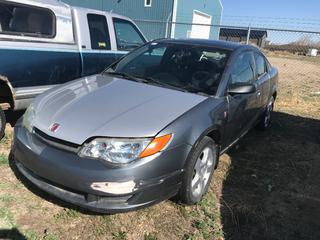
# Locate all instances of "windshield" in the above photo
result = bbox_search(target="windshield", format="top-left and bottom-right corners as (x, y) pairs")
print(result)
(108, 42), (231, 96)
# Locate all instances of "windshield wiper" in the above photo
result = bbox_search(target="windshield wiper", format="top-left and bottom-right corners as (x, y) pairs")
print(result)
(139, 76), (189, 93)
(140, 77), (211, 96)
(104, 71), (148, 83)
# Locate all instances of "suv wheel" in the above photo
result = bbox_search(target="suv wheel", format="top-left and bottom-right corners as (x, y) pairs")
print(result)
(179, 136), (218, 204)
(257, 96), (274, 130)
(0, 108), (6, 139)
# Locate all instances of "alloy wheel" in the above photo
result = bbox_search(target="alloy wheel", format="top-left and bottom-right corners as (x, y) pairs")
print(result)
(191, 146), (215, 198)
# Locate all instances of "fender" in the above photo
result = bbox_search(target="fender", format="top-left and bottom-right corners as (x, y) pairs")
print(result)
(157, 97), (227, 169)
(0, 75), (15, 110)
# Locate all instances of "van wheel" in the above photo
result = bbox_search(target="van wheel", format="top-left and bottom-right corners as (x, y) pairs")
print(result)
(257, 96), (274, 130)
(0, 108), (6, 139)
(179, 136), (218, 205)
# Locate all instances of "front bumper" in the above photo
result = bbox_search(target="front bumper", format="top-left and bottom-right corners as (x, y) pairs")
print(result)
(12, 125), (192, 213)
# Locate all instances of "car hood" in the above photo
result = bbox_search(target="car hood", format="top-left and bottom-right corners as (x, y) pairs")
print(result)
(33, 74), (207, 145)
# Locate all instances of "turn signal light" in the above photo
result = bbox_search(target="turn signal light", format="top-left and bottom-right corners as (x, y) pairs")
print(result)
(139, 134), (172, 158)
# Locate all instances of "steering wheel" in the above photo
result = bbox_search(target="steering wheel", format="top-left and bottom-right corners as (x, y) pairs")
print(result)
(190, 71), (212, 90)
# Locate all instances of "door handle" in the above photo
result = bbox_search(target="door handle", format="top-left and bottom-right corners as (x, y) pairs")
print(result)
(256, 91), (261, 97)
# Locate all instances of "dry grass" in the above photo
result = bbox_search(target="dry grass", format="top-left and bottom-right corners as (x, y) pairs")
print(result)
(0, 55), (319, 240)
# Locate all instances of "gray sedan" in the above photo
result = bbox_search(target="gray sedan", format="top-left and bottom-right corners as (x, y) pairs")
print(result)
(11, 39), (278, 213)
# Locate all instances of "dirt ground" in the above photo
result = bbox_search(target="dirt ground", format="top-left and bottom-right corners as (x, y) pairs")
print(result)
(0, 55), (319, 240)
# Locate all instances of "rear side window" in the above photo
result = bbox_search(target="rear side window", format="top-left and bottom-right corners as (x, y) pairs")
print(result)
(230, 51), (255, 84)
(113, 18), (146, 51)
(254, 53), (267, 77)
(0, 2), (55, 38)
(87, 14), (111, 50)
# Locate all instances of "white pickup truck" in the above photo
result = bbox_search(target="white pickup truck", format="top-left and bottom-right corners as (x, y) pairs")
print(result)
(0, 0), (147, 137)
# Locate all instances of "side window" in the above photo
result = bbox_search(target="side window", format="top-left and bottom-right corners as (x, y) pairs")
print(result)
(0, 2), (55, 38)
(254, 53), (267, 78)
(230, 51), (255, 84)
(87, 14), (111, 50)
(113, 18), (146, 51)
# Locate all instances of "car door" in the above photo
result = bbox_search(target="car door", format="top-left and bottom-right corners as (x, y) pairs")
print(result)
(223, 51), (261, 145)
(254, 52), (271, 112)
(82, 13), (115, 76)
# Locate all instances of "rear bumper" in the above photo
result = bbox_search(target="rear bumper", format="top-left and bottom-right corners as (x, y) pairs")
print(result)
(12, 124), (191, 213)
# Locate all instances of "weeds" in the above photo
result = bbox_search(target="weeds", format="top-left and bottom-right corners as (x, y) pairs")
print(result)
(44, 233), (59, 240)
(0, 132), (11, 145)
(112, 231), (127, 240)
(0, 208), (15, 227)
(144, 232), (158, 240)
(190, 193), (224, 239)
(54, 208), (80, 220)
(0, 195), (14, 203)
(0, 153), (8, 165)
(24, 229), (39, 240)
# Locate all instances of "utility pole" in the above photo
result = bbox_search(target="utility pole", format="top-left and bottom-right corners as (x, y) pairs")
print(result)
(246, 25), (251, 45)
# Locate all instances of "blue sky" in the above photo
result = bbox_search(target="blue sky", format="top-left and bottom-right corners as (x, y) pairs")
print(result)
(222, 0), (320, 19)
(221, 0), (320, 30)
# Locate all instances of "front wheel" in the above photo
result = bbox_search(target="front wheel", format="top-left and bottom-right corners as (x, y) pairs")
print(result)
(0, 108), (6, 139)
(179, 136), (218, 205)
(257, 96), (275, 130)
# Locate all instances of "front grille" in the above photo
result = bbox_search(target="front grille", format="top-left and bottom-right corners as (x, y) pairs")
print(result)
(34, 128), (80, 153)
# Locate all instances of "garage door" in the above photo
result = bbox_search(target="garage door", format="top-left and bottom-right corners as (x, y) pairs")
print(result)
(190, 10), (212, 39)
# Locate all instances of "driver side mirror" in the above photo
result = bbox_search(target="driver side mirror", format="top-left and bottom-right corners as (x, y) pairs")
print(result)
(228, 83), (257, 95)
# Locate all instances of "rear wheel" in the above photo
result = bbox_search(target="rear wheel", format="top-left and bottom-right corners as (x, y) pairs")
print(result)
(179, 136), (218, 204)
(0, 108), (6, 139)
(257, 96), (274, 130)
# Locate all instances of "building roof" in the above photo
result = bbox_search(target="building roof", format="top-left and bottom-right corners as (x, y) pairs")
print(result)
(154, 38), (247, 50)
(220, 28), (268, 39)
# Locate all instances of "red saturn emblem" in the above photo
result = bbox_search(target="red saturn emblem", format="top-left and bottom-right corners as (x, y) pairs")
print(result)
(49, 123), (60, 133)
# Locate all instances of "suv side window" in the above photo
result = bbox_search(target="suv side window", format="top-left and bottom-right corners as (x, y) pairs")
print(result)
(87, 14), (111, 50)
(230, 51), (255, 84)
(0, 2), (55, 38)
(113, 18), (146, 51)
(254, 52), (267, 78)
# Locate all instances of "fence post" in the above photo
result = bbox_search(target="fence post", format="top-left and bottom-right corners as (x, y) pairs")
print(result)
(246, 26), (251, 45)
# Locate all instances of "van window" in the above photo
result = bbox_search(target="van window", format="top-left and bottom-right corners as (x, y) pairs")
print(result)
(113, 18), (146, 51)
(87, 14), (111, 50)
(0, 2), (55, 38)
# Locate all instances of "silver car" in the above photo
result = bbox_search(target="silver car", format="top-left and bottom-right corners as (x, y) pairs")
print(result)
(11, 39), (278, 213)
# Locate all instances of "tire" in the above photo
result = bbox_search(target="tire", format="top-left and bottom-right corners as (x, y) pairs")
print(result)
(0, 108), (6, 139)
(179, 136), (218, 205)
(257, 96), (275, 131)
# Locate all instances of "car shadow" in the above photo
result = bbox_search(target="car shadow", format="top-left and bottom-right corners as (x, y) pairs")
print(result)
(220, 111), (320, 240)
(0, 228), (27, 240)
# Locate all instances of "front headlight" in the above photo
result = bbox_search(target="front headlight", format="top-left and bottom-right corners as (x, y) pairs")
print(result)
(79, 134), (172, 165)
(22, 104), (36, 133)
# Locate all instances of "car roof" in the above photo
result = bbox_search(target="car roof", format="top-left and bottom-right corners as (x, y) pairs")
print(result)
(154, 38), (255, 51)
